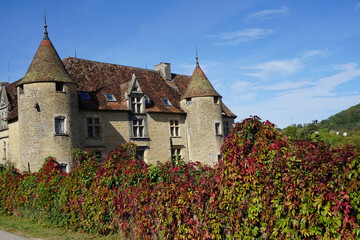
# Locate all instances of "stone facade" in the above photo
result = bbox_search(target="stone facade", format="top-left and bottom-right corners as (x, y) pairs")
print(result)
(0, 24), (236, 172)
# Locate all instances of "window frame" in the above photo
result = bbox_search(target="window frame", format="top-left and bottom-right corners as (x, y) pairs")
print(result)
(87, 117), (101, 138)
(104, 93), (117, 102)
(79, 91), (91, 100)
(131, 96), (143, 113)
(215, 122), (222, 136)
(162, 98), (172, 106)
(56, 82), (65, 92)
(55, 116), (66, 135)
(170, 120), (180, 137)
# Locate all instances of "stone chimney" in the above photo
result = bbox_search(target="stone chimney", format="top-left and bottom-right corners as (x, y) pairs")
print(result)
(154, 62), (171, 81)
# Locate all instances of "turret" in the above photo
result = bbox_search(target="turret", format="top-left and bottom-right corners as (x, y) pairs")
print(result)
(180, 51), (223, 165)
(16, 14), (78, 172)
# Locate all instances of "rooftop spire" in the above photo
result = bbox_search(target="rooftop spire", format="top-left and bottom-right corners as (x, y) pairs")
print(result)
(195, 46), (200, 68)
(43, 9), (49, 40)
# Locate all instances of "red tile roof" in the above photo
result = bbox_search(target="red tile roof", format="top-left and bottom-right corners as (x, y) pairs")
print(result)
(4, 57), (236, 120)
(17, 40), (75, 86)
(182, 66), (221, 99)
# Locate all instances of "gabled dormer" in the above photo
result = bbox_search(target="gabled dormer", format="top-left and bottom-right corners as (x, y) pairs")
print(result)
(0, 84), (10, 131)
(126, 73), (145, 114)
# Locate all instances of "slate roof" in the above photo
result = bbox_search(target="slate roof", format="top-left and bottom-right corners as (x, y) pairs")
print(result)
(17, 39), (75, 86)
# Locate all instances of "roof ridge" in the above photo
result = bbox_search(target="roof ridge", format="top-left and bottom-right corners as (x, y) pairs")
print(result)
(64, 57), (191, 77)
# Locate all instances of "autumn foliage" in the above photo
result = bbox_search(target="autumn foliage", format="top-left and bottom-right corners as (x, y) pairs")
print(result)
(1, 116), (360, 239)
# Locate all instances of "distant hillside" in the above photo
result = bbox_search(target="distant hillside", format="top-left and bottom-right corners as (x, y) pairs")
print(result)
(318, 103), (360, 132)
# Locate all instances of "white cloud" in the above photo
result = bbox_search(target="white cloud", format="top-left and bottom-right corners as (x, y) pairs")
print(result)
(247, 6), (289, 21)
(257, 80), (313, 91)
(206, 28), (273, 45)
(301, 49), (329, 59)
(242, 58), (303, 79)
(229, 62), (360, 128)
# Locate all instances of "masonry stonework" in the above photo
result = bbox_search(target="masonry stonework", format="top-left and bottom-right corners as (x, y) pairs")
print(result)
(0, 22), (236, 172)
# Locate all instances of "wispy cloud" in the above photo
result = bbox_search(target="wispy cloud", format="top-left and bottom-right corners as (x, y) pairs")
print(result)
(257, 80), (313, 91)
(238, 63), (360, 127)
(247, 6), (289, 21)
(206, 28), (273, 45)
(301, 49), (329, 59)
(355, 2), (360, 10)
(242, 58), (303, 79)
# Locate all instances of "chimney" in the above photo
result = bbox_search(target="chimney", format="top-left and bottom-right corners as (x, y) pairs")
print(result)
(154, 62), (171, 81)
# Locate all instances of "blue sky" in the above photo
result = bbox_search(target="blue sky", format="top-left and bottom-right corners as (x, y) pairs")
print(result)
(1, 0), (360, 128)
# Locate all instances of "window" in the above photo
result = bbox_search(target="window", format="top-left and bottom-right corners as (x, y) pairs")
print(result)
(215, 122), (221, 136)
(186, 98), (192, 105)
(105, 93), (116, 102)
(56, 82), (65, 92)
(162, 98), (172, 106)
(223, 121), (230, 137)
(87, 118), (100, 138)
(133, 118), (144, 137)
(79, 91), (91, 100)
(59, 163), (67, 172)
(131, 97), (142, 113)
(171, 148), (182, 161)
(3, 141), (6, 160)
(214, 96), (220, 104)
(18, 84), (24, 94)
(170, 120), (180, 137)
(55, 117), (65, 134)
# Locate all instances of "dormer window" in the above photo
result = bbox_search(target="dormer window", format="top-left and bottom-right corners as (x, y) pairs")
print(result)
(56, 82), (65, 92)
(79, 91), (91, 100)
(131, 97), (143, 113)
(105, 93), (116, 102)
(162, 98), (172, 106)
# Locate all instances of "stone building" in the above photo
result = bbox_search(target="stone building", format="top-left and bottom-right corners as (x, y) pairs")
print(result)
(0, 22), (236, 172)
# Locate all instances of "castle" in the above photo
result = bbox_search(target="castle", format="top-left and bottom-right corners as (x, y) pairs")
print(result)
(0, 20), (236, 172)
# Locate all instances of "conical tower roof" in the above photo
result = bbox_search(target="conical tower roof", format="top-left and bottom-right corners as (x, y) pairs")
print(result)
(17, 17), (75, 86)
(181, 53), (221, 100)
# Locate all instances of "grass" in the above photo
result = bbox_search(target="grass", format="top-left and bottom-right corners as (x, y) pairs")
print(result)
(0, 214), (126, 240)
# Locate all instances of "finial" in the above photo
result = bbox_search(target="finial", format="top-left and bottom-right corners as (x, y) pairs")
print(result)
(195, 46), (200, 68)
(75, 47), (77, 58)
(43, 9), (49, 40)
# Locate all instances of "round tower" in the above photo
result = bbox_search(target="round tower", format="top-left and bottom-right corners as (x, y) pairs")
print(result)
(180, 53), (223, 165)
(16, 17), (78, 172)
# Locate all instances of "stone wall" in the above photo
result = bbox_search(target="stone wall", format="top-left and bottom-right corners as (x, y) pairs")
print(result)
(18, 82), (78, 172)
(180, 96), (224, 165)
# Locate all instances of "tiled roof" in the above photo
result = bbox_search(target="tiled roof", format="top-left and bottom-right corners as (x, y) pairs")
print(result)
(17, 39), (75, 86)
(181, 66), (221, 100)
(6, 80), (19, 121)
(63, 57), (190, 114)
(4, 57), (236, 120)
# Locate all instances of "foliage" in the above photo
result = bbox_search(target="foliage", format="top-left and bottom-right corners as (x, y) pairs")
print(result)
(1, 117), (360, 239)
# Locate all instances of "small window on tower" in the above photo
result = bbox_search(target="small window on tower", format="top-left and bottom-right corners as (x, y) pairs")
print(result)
(105, 93), (116, 102)
(186, 98), (192, 105)
(18, 85), (24, 94)
(55, 116), (66, 134)
(215, 122), (221, 136)
(214, 96), (220, 105)
(56, 82), (65, 92)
